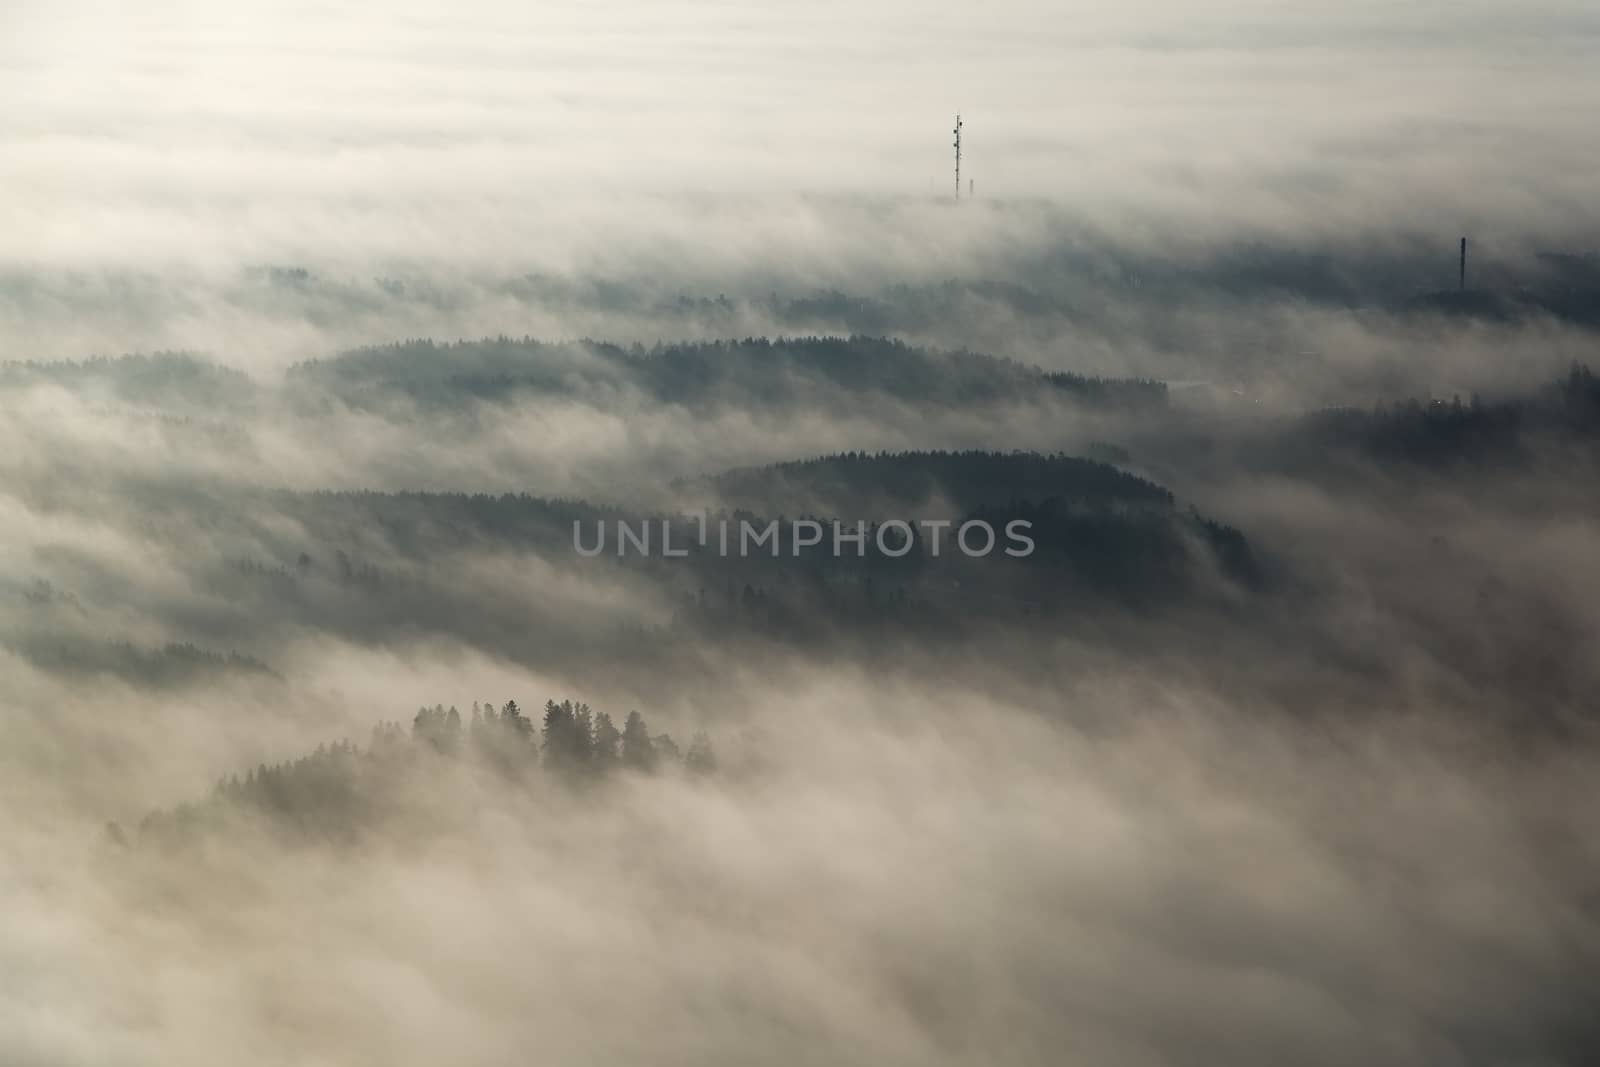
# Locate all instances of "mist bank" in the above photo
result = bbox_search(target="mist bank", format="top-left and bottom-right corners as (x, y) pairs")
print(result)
(5, 356), (1598, 1063)
(10, 660), (1599, 1067)
(6, 221), (1599, 405)
(4, 354), (1597, 713)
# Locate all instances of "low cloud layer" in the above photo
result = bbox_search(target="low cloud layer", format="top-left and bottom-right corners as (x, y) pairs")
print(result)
(5, 1), (1600, 1063)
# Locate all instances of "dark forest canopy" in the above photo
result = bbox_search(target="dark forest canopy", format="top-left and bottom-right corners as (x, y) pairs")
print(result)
(287, 335), (1168, 412)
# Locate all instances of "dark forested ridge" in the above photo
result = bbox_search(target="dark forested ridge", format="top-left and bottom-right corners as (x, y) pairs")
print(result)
(0, 443), (1260, 692)
(128, 700), (716, 849)
(287, 335), (1168, 412)
(187, 451), (1257, 656)
(678, 450), (1256, 617)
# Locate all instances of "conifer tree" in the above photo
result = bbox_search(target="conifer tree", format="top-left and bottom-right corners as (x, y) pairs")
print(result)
(621, 710), (656, 772)
(592, 712), (621, 774)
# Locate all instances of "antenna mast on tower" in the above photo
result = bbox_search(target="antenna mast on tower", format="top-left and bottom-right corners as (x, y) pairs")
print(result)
(953, 114), (963, 201)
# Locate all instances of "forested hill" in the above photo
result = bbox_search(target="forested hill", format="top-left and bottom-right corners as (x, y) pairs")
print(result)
(128, 700), (718, 850)
(227, 450), (1250, 601)
(186, 451), (1258, 658)
(286, 336), (1168, 412)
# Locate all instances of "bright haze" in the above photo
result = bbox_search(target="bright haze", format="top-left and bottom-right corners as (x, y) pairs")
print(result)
(3, 1), (1599, 1065)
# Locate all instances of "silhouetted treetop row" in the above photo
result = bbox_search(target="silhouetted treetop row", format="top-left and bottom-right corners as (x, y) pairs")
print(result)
(129, 700), (715, 849)
(404, 699), (712, 776)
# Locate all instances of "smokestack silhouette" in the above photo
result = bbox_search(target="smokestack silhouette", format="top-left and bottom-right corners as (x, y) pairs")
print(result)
(1460, 237), (1467, 291)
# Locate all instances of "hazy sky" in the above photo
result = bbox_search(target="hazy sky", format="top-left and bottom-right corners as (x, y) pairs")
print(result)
(4, 0), (1599, 271)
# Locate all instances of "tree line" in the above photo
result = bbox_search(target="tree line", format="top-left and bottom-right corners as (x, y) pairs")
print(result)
(406, 699), (715, 777)
(1302, 364), (1600, 465)
(125, 700), (715, 849)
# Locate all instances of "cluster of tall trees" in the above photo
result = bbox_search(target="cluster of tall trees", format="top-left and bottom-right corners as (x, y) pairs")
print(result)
(405, 699), (715, 777)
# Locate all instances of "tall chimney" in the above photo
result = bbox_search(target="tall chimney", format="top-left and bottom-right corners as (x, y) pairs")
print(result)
(1460, 237), (1467, 291)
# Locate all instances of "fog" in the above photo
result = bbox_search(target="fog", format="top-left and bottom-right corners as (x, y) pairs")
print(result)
(7, 641), (1599, 1065)
(4, 0), (1600, 1064)
(6, 0), (1600, 384)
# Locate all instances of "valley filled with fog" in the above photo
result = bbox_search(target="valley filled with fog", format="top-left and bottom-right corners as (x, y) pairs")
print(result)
(3, 1), (1600, 1064)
